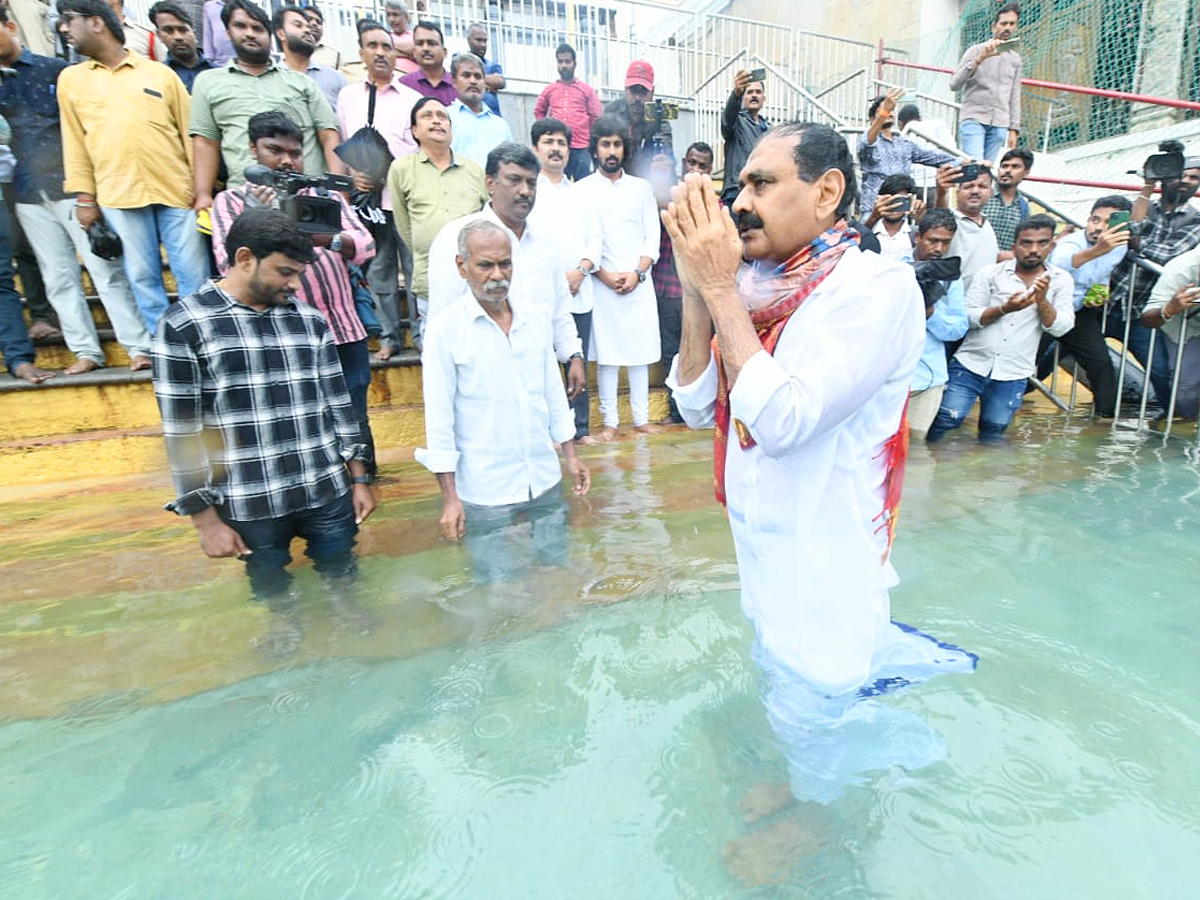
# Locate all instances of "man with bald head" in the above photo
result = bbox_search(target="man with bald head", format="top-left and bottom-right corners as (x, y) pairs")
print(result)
(662, 123), (975, 862)
(417, 219), (589, 578)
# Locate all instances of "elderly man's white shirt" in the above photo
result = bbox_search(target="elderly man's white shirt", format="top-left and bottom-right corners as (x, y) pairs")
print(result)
(425, 205), (582, 361)
(666, 247), (926, 695)
(526, 172), (602, 315)
(416, 291), (576, 506)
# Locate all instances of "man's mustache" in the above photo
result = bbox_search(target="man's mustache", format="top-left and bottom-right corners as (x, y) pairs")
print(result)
(737, 212), (765, 231)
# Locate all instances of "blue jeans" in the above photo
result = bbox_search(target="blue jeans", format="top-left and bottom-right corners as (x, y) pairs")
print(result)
(926, 359), (1027, 441)
(462, 485), (568, 583)
(222, 491), (359, 600)
(337, 338), (375, 475)
(0, 200), (37, 375)
(101, 204), (209, 336)
(959, 120), (1007, 163)
(566, 148), (592, 182)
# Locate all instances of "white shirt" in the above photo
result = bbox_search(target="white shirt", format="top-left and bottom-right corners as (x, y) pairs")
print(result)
(949, 210), (1000, 294)
(667, 247), (927, 696)
(576, 170), (661, 366)
(526, 172), (602, 315)
(872, 219), (915, 262)
(956, 259), (1075, 381)
(416, 290), (576, 506)
(425, 204), (583, 361)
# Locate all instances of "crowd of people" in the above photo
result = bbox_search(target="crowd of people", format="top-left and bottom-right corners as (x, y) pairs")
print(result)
(1, 0), (1199, 599)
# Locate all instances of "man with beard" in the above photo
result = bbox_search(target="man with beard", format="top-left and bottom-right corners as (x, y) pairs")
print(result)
(417, 220), (589, 579)
(1107, 152), (1200, 409)
(424, 141), (585, 399)
(603, 60), (673, 179)
(302, 5), (340, 71)
(153, 207), (376, 606)
(906, 207), (968, 436)
(190, 0), (341, 210)
(533, 43), (603, 182)
(447, 52), (512, 169)
(983, 147), (1032, 256)
(274, 5), (345, 112)
(936, 161), (999, 293)
(399, 21), (456, 107)
(149, 1), (214, 93)
(927, 214), (1074, 441)
(577, 114), (662, 440)
(1040, 195), (1131, 418)
(662, 123), (975, 880)
(720, 69), (770, 206)
(863, 172), (925, 262)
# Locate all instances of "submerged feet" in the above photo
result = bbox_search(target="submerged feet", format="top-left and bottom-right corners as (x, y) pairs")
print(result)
(723, 784), (824, 886)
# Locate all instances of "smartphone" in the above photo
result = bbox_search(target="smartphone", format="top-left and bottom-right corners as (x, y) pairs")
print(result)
(996, 37), (1022, 53)
(749, 68), (767, 84)
(892, 196), (912, 213)
(956, 163), (981, 184)
(1108, 210), (1131, 230)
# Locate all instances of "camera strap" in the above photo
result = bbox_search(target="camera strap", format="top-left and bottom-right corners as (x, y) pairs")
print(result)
(367, 83), (377, 129)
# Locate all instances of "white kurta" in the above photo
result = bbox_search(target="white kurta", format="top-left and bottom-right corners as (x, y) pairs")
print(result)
(425, 205), (583, 362)
(668, 247), (972, 698)
(526, 172), (602, 316)
(576, 171), (661, 366)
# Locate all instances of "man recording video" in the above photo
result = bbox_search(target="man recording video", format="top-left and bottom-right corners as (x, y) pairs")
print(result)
(210, 111), (379, 473)
(1107, 143), (1200, 409)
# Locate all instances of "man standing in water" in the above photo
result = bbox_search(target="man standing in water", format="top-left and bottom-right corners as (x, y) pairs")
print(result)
(662, 122), (975, 883)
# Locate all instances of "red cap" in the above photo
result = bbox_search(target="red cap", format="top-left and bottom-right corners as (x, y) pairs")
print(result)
(625, 60), (654, 90)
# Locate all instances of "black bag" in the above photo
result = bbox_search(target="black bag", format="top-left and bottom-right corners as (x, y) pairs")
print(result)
(335, 83), (393, 228)
(87, 217), (123, 260)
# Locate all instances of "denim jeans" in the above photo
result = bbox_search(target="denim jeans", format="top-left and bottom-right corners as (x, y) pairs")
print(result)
(462, 485), (568, 583)
(100, 204), (209, 335)
(566, 148), (592, 182)
(958, 120), (1007, 163)
(336, 338), (375, 475)
(223, 491), (359, 600)
(0, 199), (37, 375)
(926, 359), (1027, 441)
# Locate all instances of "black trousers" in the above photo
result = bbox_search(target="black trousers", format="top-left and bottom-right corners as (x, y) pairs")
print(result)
(1036, 305), (1117, 417)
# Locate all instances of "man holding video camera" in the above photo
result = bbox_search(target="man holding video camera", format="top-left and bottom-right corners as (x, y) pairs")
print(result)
(210, 111), (378, 472)
(603, 60), (673, 179)
(1107, 144), (1200, 409)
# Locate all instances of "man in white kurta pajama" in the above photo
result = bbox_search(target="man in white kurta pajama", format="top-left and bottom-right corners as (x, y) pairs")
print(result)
(576, 115), (663, 440)
(663, 124), (975, 807)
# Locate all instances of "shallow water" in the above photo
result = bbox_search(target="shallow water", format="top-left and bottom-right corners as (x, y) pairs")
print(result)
(2, 421), (1199, 898)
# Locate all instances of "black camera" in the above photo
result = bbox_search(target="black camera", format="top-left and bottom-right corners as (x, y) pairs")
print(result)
(1141, 140), (1185, 183)
(912, 256), (961, 309)
(648, 100), (679, 121)
(243, 164), (355, 235)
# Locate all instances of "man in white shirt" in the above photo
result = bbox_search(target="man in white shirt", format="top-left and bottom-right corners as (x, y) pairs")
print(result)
(935, 161), (999, 295)
(663, 123), (976, 848)
(425, 141), (585, 400)
(417, 220), (590, 580)
(528, 117), (602, 440)
(863, 172), (925, 262)
(927, 214), (1074, 441)
(576, 114), (663, 441)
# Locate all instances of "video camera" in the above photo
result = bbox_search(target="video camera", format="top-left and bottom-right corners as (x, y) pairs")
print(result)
(243, 164), (354, 235)
(1139, 140), (1185, 184)
(912, 256), (961, 309)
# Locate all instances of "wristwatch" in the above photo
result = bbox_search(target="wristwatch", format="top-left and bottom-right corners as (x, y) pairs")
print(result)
(636, 267), (648, 283)
(576, 263), (592, 276)
(568, 352), (583, 361)
(330, 234), (344, 253)
(350, 474), (371, 484)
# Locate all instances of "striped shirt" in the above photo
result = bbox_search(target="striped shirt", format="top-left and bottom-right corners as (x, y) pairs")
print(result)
(533, 79), (604, 150)
(153, 283), (368, 521)
(210, 187), (374, 345)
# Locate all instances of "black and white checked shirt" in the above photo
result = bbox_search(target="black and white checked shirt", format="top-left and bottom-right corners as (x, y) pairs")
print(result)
(152, 283), (368, 521)
(1110, 202), (1200, 312)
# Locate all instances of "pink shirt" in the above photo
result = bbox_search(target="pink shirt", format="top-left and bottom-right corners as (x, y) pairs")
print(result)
(534, 79), (603, 149)
(392, 29), (419, 74)
(336, 78), (422, 211)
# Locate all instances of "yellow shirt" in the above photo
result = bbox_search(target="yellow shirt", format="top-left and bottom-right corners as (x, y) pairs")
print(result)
(57, 51), (194, 209)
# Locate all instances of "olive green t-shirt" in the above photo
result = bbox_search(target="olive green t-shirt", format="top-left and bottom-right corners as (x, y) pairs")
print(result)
(190, 62), (337, 187)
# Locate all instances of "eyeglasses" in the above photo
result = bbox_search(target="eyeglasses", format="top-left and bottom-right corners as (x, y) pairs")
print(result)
(58, 11), (87, 22)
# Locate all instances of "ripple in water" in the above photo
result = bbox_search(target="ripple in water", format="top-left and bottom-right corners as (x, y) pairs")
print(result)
(471, 711), (514, 741)
(386, 809), (490, 900)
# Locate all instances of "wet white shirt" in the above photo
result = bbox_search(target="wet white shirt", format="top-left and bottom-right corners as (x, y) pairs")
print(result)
(667, 247), (926, 696)
(425, 204), (582, 362)
(416, 290), (576, 506)
(526, 172), (602, 315)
